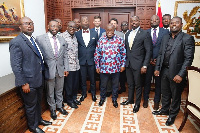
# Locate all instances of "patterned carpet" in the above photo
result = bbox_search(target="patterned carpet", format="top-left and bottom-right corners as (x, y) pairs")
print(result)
(25, 90), (200, 133)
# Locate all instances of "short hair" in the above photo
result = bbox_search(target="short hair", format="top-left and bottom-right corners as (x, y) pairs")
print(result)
(48, 20), (58, 25)
(172, 16), (182, 23)
(109, 18), (118, 24)
(81, 16), (88, 22)
(94, 16), (101, 20)
(131, 16), (140, 20)
(68, 21), (75, 26)
(163, 14), (171, 19)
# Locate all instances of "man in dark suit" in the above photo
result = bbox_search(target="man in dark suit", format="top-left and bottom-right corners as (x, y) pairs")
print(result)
(90, 16), (106, 38)
(143, 15), (169, 110)
(36, 20), (69, 120)
(75, 16), (98, 102)
(9, 17), (51, 133)
(120, 16), (152, 113)
(152, 16), (195, 126)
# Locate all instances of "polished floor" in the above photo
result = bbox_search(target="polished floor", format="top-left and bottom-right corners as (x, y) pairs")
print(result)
(26, 82), (200, 133)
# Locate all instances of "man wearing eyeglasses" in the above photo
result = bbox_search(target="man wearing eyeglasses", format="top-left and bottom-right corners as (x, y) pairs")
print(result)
(60, 21), (81, 109)
(36, 20), (69, 120)
(9, 17), (52, 133)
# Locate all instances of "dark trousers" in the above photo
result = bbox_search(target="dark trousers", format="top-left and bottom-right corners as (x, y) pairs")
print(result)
(64, 71), (79, 104)
(20, 86), (43, 131)
(126, 65), (143, 105)
(80, 64), (96, 96)
(143, 64), (161, 103)
(161, 68), (185, 119)
(100, 72), (120, 101)
(119, 70), (126, 90)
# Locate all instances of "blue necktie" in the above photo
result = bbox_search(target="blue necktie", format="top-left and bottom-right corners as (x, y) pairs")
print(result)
(152, 28), (157, 46)
(30, 37), (44, 70)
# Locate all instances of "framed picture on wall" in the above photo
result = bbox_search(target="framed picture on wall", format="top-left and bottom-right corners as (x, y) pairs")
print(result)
(174, 1), (200, 46)
(0, 0), (25, 42)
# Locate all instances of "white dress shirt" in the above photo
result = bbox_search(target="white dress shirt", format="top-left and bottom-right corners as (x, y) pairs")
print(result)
(151, 27), (159, 38)
(48, 32), (61, 54)
(82, 29), (90, 47)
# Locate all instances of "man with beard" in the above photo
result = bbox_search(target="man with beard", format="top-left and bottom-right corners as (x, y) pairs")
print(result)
(94, 24), (126, 108)
(10, 17), (52, 133)
(75, 16), (98, 102)
(61, 21), (81, 109)
(36, 20), (69, 120)
(162, 14), (171, 30)
(120, 16), (152, 113)
(152, 16), (195, 126)
(143, 15), (169, 110)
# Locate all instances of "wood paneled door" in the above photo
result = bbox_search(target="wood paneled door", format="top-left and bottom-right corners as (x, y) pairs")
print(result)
(73, 8), (135, 31)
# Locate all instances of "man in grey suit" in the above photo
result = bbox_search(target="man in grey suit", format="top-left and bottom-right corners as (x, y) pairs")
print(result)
(120, 16), (152, 113)
(36, 20), (69, 120)
(10, 17), (51, 133)
(101, 18), (124, 97)
(152, 16), (195, 126)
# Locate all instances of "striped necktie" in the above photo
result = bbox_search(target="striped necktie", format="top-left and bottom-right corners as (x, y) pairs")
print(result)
(152, 28), (157, 45)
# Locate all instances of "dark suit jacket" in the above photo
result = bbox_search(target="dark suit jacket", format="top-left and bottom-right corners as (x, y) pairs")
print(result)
(147, 28), (169, 59)
(155, 31), (195, 79)
(75, 29), (98, 65)
(9, 33), (43, 88)
(125, 28), (152, 70)
(90, 27), (106, 38)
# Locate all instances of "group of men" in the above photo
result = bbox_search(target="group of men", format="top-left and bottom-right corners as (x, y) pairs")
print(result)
(9, 13), (195, 133)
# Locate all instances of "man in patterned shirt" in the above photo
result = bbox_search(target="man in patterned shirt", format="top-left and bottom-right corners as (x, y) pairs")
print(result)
(61, 21), (81, 109)
(94, 24), (126, 108)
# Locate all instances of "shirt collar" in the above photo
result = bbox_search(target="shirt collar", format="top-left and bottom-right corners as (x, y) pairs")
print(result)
(132, 26), (140, 32)
(151, 26), (159, 31)
(48, 32), (57, 38)
(23, 33), (32, 40)
(169, 30), (182, 39)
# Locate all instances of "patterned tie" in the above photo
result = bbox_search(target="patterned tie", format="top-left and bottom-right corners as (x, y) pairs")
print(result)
(129, 30), (135, 50)
(152, 28), (157, 45)
(53, 36), (58, 57)
(30, 37), (44, 69)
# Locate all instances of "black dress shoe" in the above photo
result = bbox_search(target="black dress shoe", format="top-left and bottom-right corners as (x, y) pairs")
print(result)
(39, 119), (52, 126)
(133, 105), (140, 113)
(112, 100), (118, 108)
(120, 100), (134, 105)
(73, 99), (81, 105)
(68, 102), (78, 109)
(165, 117), (175, 126)
(57, 107), (68, 115)
(30, 127), (45, 133)
(99, 100), (105, 106)
(50, 110), (57, 120)
(153, 102), (159, 110)
(118, 89), (126, 94)
(80, 95), (87, 102)
(152, 110), (169, 115)
(143, 100), (148, 108)
(106, 92), (112, 97)
(92, 95), (97, 102)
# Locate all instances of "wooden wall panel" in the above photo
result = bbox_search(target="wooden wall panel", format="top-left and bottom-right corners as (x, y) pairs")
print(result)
(44, 0), (156, 31)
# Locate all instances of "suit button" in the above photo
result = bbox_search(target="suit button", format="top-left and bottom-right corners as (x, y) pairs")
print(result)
(40, 71), (42, 73)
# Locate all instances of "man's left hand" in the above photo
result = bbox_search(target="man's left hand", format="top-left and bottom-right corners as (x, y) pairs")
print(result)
(64, 71), (69, 77)
(120, 67), (125, 72)
(173, 75), (182, 83)
(141, 67), (147, 74)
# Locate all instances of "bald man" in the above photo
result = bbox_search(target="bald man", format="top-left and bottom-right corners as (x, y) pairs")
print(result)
(10, 17), (51, 133)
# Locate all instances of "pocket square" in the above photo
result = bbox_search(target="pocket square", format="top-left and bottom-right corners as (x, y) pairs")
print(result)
(92, 37), (95, 39)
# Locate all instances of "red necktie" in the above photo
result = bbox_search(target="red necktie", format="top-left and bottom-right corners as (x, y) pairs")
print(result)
(83, 30), (89, 33)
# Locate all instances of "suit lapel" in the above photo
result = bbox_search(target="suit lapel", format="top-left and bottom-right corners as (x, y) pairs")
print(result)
(78, 30), (86, 47)
(20, 33), (39, 57)
(133, 28), (141, 46)
(170, 32), (184, 54)
(57, 36), (64, 57)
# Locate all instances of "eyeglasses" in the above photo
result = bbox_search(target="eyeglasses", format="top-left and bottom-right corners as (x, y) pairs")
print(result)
(21, 22), (34, 26)
(121, 24), (128, 26)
